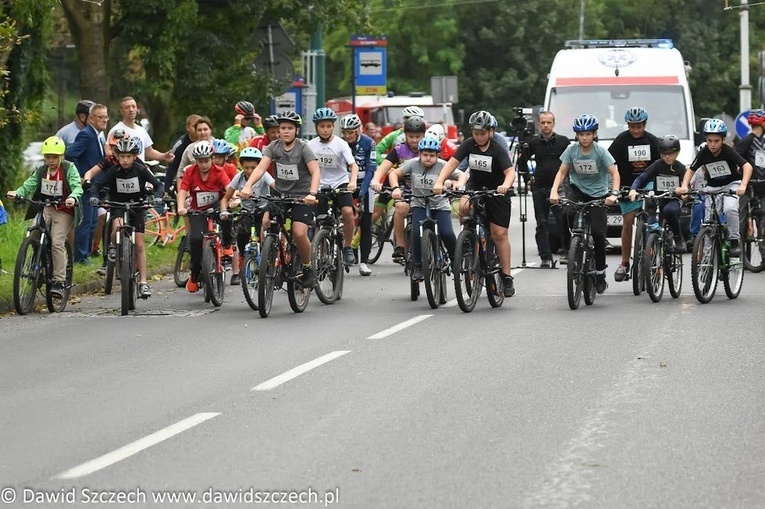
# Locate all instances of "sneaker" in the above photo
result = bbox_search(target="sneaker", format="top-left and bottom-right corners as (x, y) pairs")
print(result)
(49, 281), (65, 299)
(343, 246), (357, 265)
(411, 264), (423, 281)
(138, 282), (151, 299)
(298, 265), (314, 288)
(96, 264), (107, 276)
(503, 275), (515, 297)
(230, 274), (241, 286)
(729, 239), (742, 257)
(358, 262), (372, 276)
(392, 245), (405, 264)
(540, 258), (552, 269)
(107, 246), (117, 263)
(605, 240), (615, 253)
(614, 262), (630, 282)
(186, 277), (199, 293)
(558, 251), (569, 265)
(221, 246), (234, 257)
(596, 273), (608, 294)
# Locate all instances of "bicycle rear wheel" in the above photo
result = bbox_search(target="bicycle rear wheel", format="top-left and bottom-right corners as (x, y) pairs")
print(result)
(13, 237), (41, 315)
(173, 235), (191, 288)
(241, 250), (259, 311)
(583, 246), (597, 306)
(144, 208), (163, 246)
(287, 244), (310, 313)
(567, 236), (584, 310)
(203, 239), (224, 307)
(632, 218), (645, 295)
(119, 240), (135, 316)
(312, 228), (341, 305)
(643, 232), (665, 303)
(258, 235), (278, 318)
(368, 222), (386, 265)
(667, 252), (683, 299)
(485, 237), (504, 308)
(422, 229), (440, 309)
(453, 229), (480, 313)
(691, 227), (718, 304)
(46, 242), (73, 313)
(723, 249), (744, 299)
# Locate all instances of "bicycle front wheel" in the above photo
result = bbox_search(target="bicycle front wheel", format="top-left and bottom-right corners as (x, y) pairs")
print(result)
(723, 248), (744, 299)
(453, 229), (480, 313)
(13, 237), (41, 315)
(691, 227), (718, 304)
(632, 218), (645, 295)
(368, 221), (386, 265)
(203, 239), (224, 307)
(582, 245), (597, 306)
(567, 236), (584, 310)
(485, 237), (504, 308)
(312, 228), (341, 305)
(667, 251), (683, 299)
(173, 236), (191, 288)
(643, 232), (665, 303)
(422, 229), (440, 309)
(241, 250), (259, 311)
(258, 235), (278, 318)
(46, 242), (73, 313)
(119, 240), (135, 315)
(287, 244), (310, 313)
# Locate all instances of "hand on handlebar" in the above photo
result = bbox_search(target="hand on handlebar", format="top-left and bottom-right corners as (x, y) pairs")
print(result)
(432, 182), (444, 195)
(303, 194), (318, 206)
(6, 191), (16, 199)
(628, 189), (638, 202)
(549, 192), (560, 205)
(605, 195), (618, 206)
(65, 197), (75, 208)
(178, 207), (188, 216)
(371, 181), (383, 192)
(391, 188), (402, 200)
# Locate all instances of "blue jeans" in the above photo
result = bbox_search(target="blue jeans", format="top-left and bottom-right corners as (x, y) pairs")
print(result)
(74, 203), (97, 262)
(411, 207), (456, 265)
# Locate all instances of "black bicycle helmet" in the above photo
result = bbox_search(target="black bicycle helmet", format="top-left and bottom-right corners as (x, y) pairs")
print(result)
(234, 100), (256, 119)
(277, 110), (302, 126)
(76, 99), (95, 116)
(658, 134), (681, 153)
(263, 115), (279, 129)
(404, 115), (426, 133)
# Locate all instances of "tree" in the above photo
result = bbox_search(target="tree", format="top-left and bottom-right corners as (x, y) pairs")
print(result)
(59, 0), (111, 102)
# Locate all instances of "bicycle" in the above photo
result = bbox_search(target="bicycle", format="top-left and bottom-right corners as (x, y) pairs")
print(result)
(635, 190), (684, 303)
(144, 199), (185, 247)
(368, 193), (395, 264)
(690, 189), (745, 303)
(558, 197), (607, 310)
(387, 189), (419, 301)
(420, 198), (451, 309)
(186, 209), (229, 307)
(239, 207), (265, 311)
(450, 189), (507, 313)
(741, 180), (765, 273)
(11, 197), (73, 315)
(257, 194), (312, 318)
(173, 235), (191, 288)
(101, 199), (152, 316)
(620, 188), (648, 296)
(313, 188), (351, 305)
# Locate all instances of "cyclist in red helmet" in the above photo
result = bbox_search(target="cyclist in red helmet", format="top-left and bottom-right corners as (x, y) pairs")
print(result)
(224, 101), (265, 152)
(734, 109), (765, 247)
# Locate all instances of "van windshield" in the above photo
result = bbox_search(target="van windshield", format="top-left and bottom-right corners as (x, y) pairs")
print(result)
(548, 86), (689, 140)
(386, 106), (454, 127)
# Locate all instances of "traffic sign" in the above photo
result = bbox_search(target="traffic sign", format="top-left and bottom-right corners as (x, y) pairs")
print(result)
(735, 110), (752, 138)
(351, 35), (387, 96)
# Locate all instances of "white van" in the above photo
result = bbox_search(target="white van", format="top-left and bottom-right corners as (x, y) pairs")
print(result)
(544, 39), (697, 165)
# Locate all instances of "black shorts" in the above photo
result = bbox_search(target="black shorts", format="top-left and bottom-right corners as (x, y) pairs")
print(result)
(113, 208), (146, 233)
(289, 203), (315, 226)
(317, 187), (353, 215)
(484, 195), (511, 228)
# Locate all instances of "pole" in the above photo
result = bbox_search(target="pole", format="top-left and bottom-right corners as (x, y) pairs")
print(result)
(578, 0), (585, 40)
(741, 0), (752, 112)
(351, 47), (357, 111)
(310, 25), (325, 109)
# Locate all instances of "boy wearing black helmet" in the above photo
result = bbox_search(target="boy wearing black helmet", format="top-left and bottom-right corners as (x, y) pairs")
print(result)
(627, 135), (688, 253)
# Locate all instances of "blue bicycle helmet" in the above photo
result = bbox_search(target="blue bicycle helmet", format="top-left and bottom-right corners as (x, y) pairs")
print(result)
(212, 139), (234, 156)
(312, 107), (338, 124)
(418, 137), (441, 152)
(573, 114), (599, 133)
(239, 147), (263, 161)
(624, 106), (648, 124)
(703, 118), (728, 135)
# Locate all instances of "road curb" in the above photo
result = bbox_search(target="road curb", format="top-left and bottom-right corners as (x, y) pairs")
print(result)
(0, 264), (175, 316)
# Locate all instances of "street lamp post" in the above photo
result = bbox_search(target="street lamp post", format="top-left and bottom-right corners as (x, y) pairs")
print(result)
(740, 0), (752, 112)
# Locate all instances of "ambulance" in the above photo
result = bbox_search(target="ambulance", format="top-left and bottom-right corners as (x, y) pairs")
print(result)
(544, 39), (698, 165)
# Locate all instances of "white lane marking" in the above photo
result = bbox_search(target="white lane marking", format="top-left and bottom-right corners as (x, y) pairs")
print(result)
(367, 314), (433, 339)
(251, 351), (351, 391)
(54, 412), (220, 480)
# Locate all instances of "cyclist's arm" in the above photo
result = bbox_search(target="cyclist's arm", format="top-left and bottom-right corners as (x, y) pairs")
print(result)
(307, 159), (321, 195)
(549, 163), (569, 203)
(65, 164), (84, 201)
(606, 164), (620, 205)
(13, 169), (41, 198)
(220, 186), (235, 212)
(434, 157), (460, 190)
(371, 159), (393, 189)
(740, 162), (754, 190)
(501, 165), (516, 190)
(142, 167), (165, 198)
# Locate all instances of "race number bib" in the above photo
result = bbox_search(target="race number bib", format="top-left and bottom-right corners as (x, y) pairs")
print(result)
(415, 174), (435, 190)
(116, 177), (140, 194)
(41, 179), (63, 197)
(317, 154), (336, 168)
(628, 145), (651, 162)
(468, 154), (492, 173)
(276, 163), (299, 181)
(655, 175), (680, 191)
(197, 191), (219, 206)
(755, 150), (765, 168)
(573, 159), (597, 175)
(706, 161), (732, 179)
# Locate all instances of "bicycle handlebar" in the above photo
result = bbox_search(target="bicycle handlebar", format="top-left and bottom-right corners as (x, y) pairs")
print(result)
(558, 197), (607, 208)
(9, 196), (67, 207)
(100, 199), (152, 210)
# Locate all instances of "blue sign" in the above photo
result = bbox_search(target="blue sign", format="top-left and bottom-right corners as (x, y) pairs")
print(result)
(351, 36), (387, 96)
(735, 110), (752, 139)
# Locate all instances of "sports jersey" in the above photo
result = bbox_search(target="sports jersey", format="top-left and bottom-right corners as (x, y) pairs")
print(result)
(608, 130), (660, 187)
(385, 143), (418, 165)
(220, 162), (238, 180)
(691, 144), (748, 187)
(307, 135), (355, 189)
(229, 171), (274, 211)
(180, 164), (231, 210)
(347, 133), (377, 196)
(376, 128), (403, 165)
(560, 142), (615, 197)
(107, 122), (153, 161)
(631, 159), (687, 192)
(453, 137), (514, 190)
(735, 131), (765, 180)
(398, 158), (461, 210)
(91, 162), (164, 204)
(263, 139), (316, 196)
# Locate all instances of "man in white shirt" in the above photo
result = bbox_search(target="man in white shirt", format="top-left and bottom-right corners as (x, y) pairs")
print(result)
(106, 96), (174, 164)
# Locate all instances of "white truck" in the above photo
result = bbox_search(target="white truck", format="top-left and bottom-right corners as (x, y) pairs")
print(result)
(544, 39), (698, 164)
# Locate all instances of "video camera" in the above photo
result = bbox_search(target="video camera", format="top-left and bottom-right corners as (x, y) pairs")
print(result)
(510, 107), (535, 141)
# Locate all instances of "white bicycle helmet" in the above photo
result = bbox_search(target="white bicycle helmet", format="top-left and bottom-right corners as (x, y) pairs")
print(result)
(340, 114), (362, 130)
(192, 140), (214, 159)
(425, 124), (445, 142)
(402, 106), (425, 119)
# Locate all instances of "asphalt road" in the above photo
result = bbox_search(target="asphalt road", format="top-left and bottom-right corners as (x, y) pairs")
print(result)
(1, 204), (764, 509)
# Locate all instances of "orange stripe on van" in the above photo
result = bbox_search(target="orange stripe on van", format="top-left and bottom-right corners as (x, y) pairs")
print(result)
(555, 76), (679, 86)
